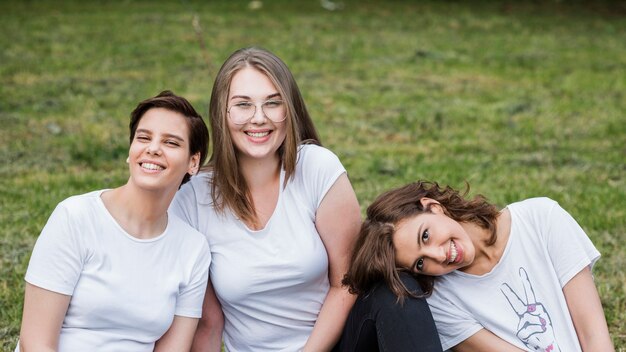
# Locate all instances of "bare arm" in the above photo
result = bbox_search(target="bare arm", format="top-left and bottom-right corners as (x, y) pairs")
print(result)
(190, 280), (224, 352)
(304, 173), (361, 352)
(563, 266), (615, 351)
(19, 283), (71, 352)
(154, 316), (199, 351)
(453, 329), (526, 352)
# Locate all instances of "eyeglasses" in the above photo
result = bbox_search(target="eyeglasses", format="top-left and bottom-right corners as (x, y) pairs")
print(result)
(227, 99), (287, 125)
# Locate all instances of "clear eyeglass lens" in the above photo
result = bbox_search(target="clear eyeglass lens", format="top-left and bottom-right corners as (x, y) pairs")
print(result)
(229, 100), (286, 124)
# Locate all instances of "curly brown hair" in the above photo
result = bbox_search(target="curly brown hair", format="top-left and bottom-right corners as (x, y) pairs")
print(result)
(342, 181), (499, 301)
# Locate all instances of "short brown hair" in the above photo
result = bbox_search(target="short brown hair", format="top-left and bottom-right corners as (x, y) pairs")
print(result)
(342, 181), (499, 301)
(129, 90), (209, 186)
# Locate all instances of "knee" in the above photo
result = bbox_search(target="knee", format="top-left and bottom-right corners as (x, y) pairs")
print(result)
(367, 272), (424, 303)
(398, 271), (424, 295)
(367, 273), (430, 316)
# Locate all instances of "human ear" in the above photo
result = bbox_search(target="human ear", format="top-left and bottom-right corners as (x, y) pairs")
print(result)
(419, 197), (444, 214)
(188, 152), (200, 175)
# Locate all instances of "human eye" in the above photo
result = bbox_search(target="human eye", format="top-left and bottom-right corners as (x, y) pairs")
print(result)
(264, 99), (283, 108)
(415, 258), (425, 272)
(265, 99), (283, 106)
(233, 101), (254, 109)
(422, 229), (430, 243)
(165, 139), (180, 147)
(135, 134), (150, 142)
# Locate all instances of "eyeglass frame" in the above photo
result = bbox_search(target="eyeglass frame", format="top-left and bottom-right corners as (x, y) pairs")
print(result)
(227, 99), (288, 125)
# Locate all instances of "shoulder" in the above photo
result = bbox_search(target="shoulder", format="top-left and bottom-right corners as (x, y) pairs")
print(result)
(54, 190), (106, 218)
(35, 191), (107, 251)
(297, 144), (341, 165)
(165, 215), (211, 274)
(168, 213), (204, 235)
(177, 171), (213, 205)
(506, 197), (559, 218)
(506, 197), (577, 243)
(294, 144), (346, 182)
(58, 190), (103, 207)
(167, 214), (209, 247)
(508, 197), (558, 208)
(288, 144), (347, 208)
(295, 144), (344, 175)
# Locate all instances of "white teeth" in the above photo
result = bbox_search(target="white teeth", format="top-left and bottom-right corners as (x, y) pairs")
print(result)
(142, 162), (163, 171)
(246, 131), (270, 138)
(449, 241), (458, 263)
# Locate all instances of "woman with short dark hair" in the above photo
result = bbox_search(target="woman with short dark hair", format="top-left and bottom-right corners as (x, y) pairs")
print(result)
(17, 91), (211, 351)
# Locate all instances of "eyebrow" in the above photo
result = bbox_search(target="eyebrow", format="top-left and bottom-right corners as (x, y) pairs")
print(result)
(416, 222), (424, 249)
(136, 129), (185, 142)
(230, 93), (281, 101)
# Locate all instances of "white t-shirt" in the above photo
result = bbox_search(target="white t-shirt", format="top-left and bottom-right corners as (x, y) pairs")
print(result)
(427, 198), (600, 351)
(170, 144), (346, 352)
(22, 190), (211, 352)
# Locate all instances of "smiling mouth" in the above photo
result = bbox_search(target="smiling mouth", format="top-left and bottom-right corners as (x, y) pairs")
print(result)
(448, 240), (458, 263)
(141, 162), (164, 171)
(245, 131), (270, 138)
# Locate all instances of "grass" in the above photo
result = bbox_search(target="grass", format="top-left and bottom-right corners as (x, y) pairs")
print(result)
(1, 0), (625, 349)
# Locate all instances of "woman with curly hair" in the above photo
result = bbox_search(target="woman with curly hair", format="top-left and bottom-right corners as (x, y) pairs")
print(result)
(342, 181), (613, 351)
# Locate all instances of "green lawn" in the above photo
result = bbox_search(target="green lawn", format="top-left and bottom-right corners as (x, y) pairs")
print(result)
(1, 0), (624, 349)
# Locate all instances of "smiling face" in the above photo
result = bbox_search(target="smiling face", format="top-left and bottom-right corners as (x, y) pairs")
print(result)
(392, 203), (476, 276)
(128, 107), (199, 192)
(227, 66), (288, 165)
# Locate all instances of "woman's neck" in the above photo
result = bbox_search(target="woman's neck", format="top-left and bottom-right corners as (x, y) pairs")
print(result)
(100, 181), (174, 239)
(238, 154), (282, 230)
(239, 153), (282, 190)
(460, 209), (511, 275)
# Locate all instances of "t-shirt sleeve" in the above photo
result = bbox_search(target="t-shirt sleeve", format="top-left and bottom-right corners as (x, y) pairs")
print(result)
(427, 291), (483, 350)
(298, 145), (347, 210)
(541, 199), (601, 288)
(25, 201), (84, 296)
(174, 238), (211, 318)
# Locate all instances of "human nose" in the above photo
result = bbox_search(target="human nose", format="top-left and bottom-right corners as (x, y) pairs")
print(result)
(249, 102), (267, 124)
(424, 245), (447, 264)
(146, 140), (162, 155)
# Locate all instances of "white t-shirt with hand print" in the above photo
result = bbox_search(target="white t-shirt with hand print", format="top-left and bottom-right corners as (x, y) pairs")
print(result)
(427, 197), (600, 351)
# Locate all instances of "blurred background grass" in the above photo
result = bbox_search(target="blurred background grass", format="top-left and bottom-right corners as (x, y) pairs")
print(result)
(1, 0), (624, 349)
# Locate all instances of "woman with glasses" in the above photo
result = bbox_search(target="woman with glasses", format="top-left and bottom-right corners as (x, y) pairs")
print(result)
(170, 47), (361, 351)
(17, 91), (211, 351)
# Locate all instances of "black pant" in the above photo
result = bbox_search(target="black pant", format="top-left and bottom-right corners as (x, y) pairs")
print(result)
(336, 272), (443, 352)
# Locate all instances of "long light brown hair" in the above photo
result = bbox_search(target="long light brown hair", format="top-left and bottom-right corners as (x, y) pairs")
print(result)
(342, 181), (499, 301)
(207, 47), (320, 227)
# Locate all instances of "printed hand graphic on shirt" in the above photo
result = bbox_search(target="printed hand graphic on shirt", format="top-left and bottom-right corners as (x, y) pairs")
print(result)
(500, 267), (561, 352)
